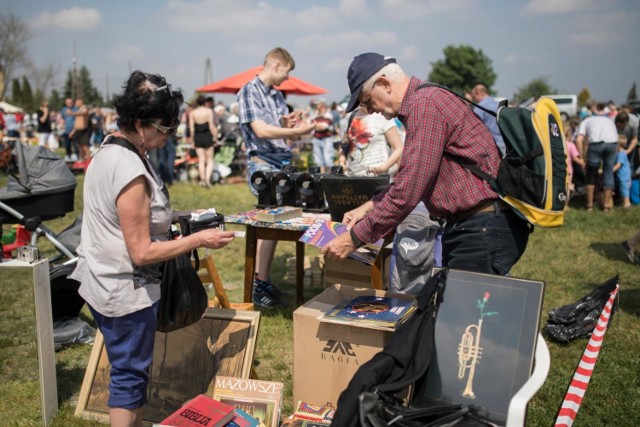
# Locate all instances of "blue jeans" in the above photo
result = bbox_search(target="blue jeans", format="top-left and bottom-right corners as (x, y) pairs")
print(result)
(312, 137), (335, 167)
(89, 302), (159, 409)
(587, 142), (617, 189)
(442, 207), (530, 275)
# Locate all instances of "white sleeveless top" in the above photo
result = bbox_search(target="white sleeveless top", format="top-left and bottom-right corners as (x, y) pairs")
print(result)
(71, 137), (172, 317)
(346, 112), (398, 177)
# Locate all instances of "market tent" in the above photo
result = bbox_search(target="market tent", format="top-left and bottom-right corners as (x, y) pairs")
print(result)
(0, 100), (24, 113)
(196, 66), (327, 96)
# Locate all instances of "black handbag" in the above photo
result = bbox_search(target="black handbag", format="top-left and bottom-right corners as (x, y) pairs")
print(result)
(157, 248), (207, 333)
(358, 391), (469, 427)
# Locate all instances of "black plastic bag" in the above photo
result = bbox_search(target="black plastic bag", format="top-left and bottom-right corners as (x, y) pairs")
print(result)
(156, 250), (207, 333)
(545, 275), (619, 343)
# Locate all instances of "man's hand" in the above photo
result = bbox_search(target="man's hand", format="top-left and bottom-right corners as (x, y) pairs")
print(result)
(282, 111), (304, 128)
(343, 201), (374, 228)
(321, 231), (356, 261)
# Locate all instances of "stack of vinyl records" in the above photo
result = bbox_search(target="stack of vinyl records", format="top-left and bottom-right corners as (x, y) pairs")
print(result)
(321, 295), (417, 331)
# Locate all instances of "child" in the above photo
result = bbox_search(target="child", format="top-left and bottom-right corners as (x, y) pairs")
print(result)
(613, 138), (632, 209)
(565, 125), (585, 201)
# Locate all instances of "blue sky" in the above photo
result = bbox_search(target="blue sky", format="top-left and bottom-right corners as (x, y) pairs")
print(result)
(7, 0), (640, 108)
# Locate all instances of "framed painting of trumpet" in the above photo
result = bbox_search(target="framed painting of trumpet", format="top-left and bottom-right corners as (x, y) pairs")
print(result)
(75, 308), (260, 424)
(414, 268), (544, 425)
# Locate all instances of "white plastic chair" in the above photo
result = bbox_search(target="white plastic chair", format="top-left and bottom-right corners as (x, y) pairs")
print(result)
(506, 333), (551, 427)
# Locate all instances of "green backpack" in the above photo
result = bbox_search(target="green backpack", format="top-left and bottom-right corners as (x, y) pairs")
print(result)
(419, 84), (569, 228)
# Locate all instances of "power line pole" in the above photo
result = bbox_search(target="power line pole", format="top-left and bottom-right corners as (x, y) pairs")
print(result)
(204, 58), (213, 84)
(72, 41), (78, 100)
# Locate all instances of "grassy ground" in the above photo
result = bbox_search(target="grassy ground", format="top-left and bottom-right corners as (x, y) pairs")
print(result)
(1, 172), (639, 426)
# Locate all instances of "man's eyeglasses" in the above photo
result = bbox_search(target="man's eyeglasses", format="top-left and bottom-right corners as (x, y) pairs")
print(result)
(359, 80), (379, 111)
(150, 121), (178, 135)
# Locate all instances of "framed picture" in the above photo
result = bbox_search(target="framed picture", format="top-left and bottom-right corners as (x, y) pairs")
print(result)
(413, 268), (544, 425)
(75, 308), (260, 424)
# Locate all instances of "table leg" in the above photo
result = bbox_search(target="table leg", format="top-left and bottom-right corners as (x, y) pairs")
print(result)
(244, 226), (257, 303)
(296, 241), (305, 306)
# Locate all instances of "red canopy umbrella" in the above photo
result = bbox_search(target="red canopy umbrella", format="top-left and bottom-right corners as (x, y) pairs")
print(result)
(196, 66), (327, 96)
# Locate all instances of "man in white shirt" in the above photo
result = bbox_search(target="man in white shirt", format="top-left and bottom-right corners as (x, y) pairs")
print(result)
(575, 102), (619, 211)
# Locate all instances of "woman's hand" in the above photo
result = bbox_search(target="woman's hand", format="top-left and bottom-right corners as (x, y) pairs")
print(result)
(196, 229), (235, 250)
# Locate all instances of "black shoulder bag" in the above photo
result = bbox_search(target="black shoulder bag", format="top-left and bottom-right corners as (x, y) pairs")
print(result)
(106, 137), (208, 333)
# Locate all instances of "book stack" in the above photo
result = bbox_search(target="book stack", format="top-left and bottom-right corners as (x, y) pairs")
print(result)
(255, 206), (303, 223)
(321, 295), (417, 331)
(159, 394), (235, 427)
(212, 376), (284, 427)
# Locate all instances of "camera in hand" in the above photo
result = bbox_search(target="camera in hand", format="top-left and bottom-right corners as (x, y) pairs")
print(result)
(178, 212), (225, 237)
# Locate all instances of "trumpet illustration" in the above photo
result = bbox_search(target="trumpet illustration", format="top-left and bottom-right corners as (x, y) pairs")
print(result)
(457, 292), (498, 399)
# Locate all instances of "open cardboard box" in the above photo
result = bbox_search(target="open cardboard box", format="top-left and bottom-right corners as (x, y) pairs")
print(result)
(293, 284), (415, 408)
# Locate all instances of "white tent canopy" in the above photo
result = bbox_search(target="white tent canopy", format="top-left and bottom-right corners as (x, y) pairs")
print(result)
(0, 100), (24, 113)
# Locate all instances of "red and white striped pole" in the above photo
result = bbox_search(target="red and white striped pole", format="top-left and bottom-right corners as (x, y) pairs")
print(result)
(554, 285), (619, 427)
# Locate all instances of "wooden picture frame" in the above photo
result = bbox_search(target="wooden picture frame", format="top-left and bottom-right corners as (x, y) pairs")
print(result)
(75, 308), (260, 424)
(414, 268), (544, 425)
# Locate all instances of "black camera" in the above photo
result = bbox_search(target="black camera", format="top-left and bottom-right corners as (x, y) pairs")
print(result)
(249, 170), (278, 208)
(178, 212), (225, 237)
(272, 165), (303, 207)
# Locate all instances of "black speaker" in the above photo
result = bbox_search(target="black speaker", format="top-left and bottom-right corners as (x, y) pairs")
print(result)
(272, 167), (303, 207)
(296, 172), (327, 211)
(250, 170), (278, 208)
(330, 165), (345, 175)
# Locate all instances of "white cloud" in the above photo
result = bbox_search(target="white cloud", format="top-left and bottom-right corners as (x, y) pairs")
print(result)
(295, 30), (398, 51)
(339, 0), (369, 17)
(568, 11), (634, 45)
(523, 0), (605, 15)
(503, 53), (518, 65)
(163, 0), (290, 33)
(32, 7), (101, 31)
(399, 45), (419, 61)
(105, 46), (144, 63)
(293, 6), (340, 29)
(381, 0), (478, 20)
(325, 56), (352, 72)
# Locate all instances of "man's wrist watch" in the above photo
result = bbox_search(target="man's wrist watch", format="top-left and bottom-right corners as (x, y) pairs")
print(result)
(349, 228), (364, 248)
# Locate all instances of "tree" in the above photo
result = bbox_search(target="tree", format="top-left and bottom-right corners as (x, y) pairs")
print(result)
(63, 65), (103, 105)
(627, 83), (637, 101)
(0, 11), (31, 100)
(30, 61), (59, 100)
(21, 76), (34, 112)
(49, 88), (63, 111)
(578, 87), (592, 108)
(428, 44), (497, 94)
(512, 77), (556, 103)
(10, 78), (21, 106)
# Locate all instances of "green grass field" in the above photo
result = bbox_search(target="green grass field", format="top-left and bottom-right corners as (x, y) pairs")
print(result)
(1, 173), (639, 426)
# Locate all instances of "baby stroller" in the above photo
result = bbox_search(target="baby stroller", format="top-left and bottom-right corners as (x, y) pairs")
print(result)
(0, 141), (88, 329)
(0, 141), (78, 261)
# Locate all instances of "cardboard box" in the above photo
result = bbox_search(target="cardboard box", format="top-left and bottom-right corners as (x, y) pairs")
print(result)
(323, 256), (390, 289)
(293, 284), (415, 408)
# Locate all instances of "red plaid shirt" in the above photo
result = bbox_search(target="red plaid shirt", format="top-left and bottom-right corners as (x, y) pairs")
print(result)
(353, 77), (500, 244)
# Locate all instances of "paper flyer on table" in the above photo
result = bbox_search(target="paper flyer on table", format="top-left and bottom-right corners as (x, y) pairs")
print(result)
(299, 219), (383, 265)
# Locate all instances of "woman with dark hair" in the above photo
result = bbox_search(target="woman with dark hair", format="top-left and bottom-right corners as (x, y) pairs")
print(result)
(71, 71), (235, 427)
(189, 94), (218, 187)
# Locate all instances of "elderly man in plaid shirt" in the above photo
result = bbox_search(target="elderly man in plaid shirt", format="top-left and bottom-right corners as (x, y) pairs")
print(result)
(322, 53), (530, 275)
(238, 47), (314, 307)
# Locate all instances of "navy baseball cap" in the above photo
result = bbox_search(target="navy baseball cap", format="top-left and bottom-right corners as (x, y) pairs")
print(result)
(346, 53), (397, 113)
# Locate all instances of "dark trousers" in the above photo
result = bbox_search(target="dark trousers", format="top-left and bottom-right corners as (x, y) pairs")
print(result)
(442, 208), (530, 275)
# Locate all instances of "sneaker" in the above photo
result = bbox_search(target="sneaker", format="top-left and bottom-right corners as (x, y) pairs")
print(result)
(70, 154), (78, 162)
(64, 155), (71, 162)
(254, 277), (283, 297)
(621, 241), (637, 264)
(252, 288), (288, 308)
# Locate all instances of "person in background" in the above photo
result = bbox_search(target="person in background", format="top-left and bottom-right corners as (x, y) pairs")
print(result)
(90, 106), (105, 148)
(564, 122), (585, 201)
(71, 98), (91, 160)
(310, 99), (336, 172)
(621, 231), (640, 265)
(322, 53), (530, 275)
(71, 71), (235, 427)
(59, 98), (77, 160)
(575, 102), (619, 212)
(189, 95), (218, 187)
(238, 46), (315, 307)
(338, 105), (403, 179)
(471, 83), (506, 156)
(613, 137), (632, 209)
(37, 100), (52, 150)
